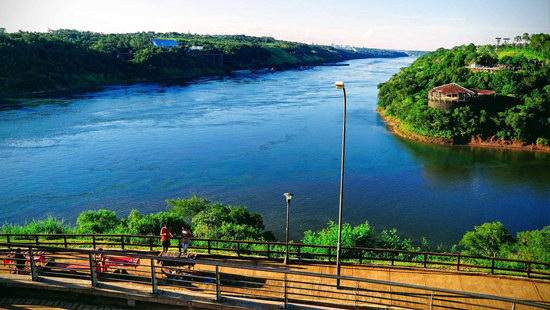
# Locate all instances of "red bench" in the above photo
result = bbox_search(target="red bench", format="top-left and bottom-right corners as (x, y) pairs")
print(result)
(44, 261), (93, 274)
(101, 256), (140, 271)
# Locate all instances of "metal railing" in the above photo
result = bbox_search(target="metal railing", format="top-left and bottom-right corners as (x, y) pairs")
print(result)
(1, 243), (549, 310)
(2, 233), (549, 279)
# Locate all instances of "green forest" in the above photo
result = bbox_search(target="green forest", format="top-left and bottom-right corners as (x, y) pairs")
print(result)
(377, 33), (550, 147)
(0, 29), (408, 96)
(1, 195), (549, 265)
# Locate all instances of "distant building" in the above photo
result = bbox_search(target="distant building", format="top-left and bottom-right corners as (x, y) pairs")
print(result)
(428, 83), (496, 111)
(466, 63), (503, 73)
(188, 46), (204, 51)
(151, 39), (179, 48)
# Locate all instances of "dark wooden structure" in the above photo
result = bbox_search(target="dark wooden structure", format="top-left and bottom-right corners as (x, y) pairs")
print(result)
(428, 83), (496, 111)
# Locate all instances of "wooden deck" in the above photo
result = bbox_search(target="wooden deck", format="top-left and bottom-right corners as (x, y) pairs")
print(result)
(1, 252), (549, 309)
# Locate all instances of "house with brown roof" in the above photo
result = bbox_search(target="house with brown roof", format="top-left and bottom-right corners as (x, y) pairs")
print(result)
(428, 83), (496, 111)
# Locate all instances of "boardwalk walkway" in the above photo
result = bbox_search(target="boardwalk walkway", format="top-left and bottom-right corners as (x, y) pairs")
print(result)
(1, 253), (549, 309)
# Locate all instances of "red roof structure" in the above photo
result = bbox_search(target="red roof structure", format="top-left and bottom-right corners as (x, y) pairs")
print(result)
(428, 83), (496, 111)
(429, 83), (495, 96)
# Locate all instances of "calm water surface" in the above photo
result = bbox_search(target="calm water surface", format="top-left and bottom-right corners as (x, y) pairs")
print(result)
(1, 57), (549, 245)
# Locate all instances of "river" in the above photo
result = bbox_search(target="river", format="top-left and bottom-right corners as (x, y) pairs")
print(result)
(1, 57), (549, 246)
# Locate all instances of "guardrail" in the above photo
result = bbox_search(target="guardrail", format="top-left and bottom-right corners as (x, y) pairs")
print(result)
(1, 243), (549, 310)
(2, 233), (549, 279)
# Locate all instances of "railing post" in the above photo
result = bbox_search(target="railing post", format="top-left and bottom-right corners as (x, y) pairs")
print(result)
(328, 247), (332, 262)
(491, 258), (495, 274)
(6, 235), (10, 248)
(267, 243), (270, 258)
(423, 253), (427, 268)
(149, 237), (153, 251)
(150, 259), (158, 294)
(121, 236), (125, 250)
(92, 235), (96, 249)
(237, 242), (240, 257)
(178, 238), (182, 253)
(391, 251), (395, 266)
(29, 248), (38, 281)
(64, 235), (68, 248)
(457, 256), (461, 271)
(527, 262), (531, 278)
(213, 265), (225, 302)
(280, 273), (289, 309)
(208, 240), (211, 254)
(89, 253), (98, 287)
(430, 290), (434, 310)
(511, 302), (516, 310)
(35, 235), (39, 245)
(297, 245), (301, 261)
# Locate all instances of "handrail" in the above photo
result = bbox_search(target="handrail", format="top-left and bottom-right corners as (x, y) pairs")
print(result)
(1, 233), (549, 279)
(1, 242), (549, 310)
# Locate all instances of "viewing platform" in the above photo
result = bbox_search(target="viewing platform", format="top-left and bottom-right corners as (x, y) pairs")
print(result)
(1, 235), (549, 309)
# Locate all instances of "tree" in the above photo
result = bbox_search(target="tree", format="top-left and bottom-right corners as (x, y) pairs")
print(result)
(459, 222), (515, 257)
(192, 204), (274, 241)
(516, 226), (550, 263)
(514, 35), (522, 47)
(522, 33), (530, 47)
(126, 210), (184, 236)
(76, 210), (120, 234)
(166, 193), (211, 225)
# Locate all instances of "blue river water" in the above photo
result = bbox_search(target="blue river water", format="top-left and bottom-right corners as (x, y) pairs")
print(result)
(1, 57), (549, 246)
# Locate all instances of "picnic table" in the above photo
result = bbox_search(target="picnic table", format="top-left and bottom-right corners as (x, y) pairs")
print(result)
(157, 251), (197, 269)
(3, 251), (46, 271)
(44, 253), (140, 274)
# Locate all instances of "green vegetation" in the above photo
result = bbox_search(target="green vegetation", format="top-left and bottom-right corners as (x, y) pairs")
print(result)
(0, 29), (408, 96)
(377, 33), (550, 146)
(1, 196), (549, 267)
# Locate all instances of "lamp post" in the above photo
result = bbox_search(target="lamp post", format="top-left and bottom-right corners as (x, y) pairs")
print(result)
(334, 81), (346, 287)
(283, 192), (293, 264)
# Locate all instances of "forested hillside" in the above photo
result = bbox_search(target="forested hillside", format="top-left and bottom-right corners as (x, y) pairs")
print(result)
(0, 30), (407, 95)
(377, 33), (550, 148)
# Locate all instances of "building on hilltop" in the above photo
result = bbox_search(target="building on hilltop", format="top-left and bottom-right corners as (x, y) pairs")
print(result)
(428, 83), (496, 111)
(151, 39), (179, 48)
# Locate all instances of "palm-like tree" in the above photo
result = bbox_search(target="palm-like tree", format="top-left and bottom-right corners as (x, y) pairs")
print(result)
(514, 36), (522, 48)
(522, 33), (530, 48)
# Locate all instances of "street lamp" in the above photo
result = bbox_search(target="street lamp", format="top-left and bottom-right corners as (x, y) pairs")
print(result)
(283, 192), (293, 264)
(334, 81), (346, 287)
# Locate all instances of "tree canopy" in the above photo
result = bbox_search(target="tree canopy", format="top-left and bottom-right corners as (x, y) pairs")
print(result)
(377, 33), (550, 146)
(0, 29), (408, 96)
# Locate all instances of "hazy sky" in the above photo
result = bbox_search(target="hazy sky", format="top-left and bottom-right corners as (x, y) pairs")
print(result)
(1, 0), (549, 50)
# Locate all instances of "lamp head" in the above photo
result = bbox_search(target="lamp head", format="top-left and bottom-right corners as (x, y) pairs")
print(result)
(284, 193), (293, 202)
(334, 81), (344, 89)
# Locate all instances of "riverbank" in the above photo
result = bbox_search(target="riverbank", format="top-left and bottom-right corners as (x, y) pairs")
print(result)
(0, 30), (412, 97)
(377, 108), (550, 153)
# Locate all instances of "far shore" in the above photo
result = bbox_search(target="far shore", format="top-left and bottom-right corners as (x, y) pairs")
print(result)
(376, 109), (550, 153)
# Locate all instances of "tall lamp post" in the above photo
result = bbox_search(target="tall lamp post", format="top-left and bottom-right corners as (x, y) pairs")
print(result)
(334, 81), (346, 287)
(283, 192), (293, 264)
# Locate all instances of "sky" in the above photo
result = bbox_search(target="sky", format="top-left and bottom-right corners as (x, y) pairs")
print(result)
(1, 0), (549, 51)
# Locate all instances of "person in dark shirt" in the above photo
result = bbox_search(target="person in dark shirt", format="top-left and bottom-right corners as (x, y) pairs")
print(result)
(14, 248), (25, 274)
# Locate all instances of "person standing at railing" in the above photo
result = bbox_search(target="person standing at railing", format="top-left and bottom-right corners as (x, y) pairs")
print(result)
(181, 226), (193, 253)
(160, 223), (173, 253)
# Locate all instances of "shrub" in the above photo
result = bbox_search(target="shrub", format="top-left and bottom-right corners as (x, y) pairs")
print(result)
(76, 210), (121, 234)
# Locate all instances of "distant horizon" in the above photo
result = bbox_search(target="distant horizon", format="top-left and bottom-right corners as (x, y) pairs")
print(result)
(1, 0), (549, 51)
